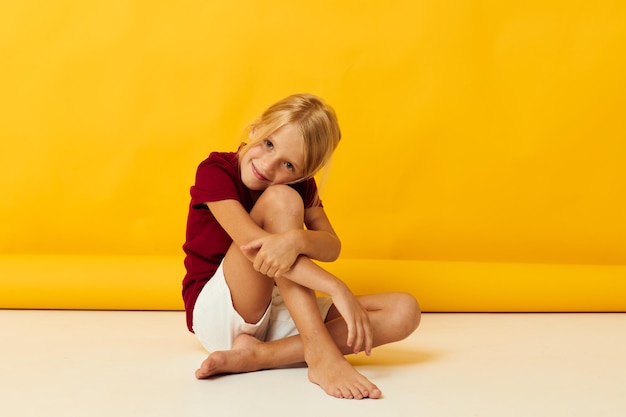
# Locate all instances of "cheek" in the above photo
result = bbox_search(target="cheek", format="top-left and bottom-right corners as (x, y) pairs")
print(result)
(240, 145), (258, 162)
(276, 172), (301, 185)
(238, 155), (254, 180)
(238, 151), (249, 165)
(241, 148), (262, 169)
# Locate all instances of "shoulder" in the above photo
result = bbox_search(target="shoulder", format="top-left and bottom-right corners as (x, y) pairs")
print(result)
(192, 151), (241, 191)
(195, 152), (239, 179)
(198, 151), (238, 170)
(190, 151), (246, 208)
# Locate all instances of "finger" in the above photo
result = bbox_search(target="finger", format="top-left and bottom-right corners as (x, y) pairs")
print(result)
(253, 256), (262, 273)
(264, 260), (280, 278)
(240, 238), (263, 252)
(345, 317), (355, 348)
(266, 264), (279, 278)
(239, 247), (257, 263)
(255, 256), (269, 275)
(353, 319), (364, 354)
(363, 316), (374, 356)
(274, 265), (290, 278)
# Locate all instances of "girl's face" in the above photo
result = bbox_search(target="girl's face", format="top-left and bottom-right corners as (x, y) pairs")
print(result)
(239, 123), (305, 191)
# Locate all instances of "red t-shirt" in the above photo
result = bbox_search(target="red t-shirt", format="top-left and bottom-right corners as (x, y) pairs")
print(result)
(182, 151), (321, 332)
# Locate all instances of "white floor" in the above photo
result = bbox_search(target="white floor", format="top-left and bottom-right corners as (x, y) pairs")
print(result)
(1, 311), (625, 417)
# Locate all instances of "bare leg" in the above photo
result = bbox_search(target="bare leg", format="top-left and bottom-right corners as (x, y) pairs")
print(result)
(197, 185), (420, 399)
(196, 291), (420, 399)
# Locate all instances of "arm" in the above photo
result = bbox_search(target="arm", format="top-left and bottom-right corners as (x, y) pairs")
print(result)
(205, 199), (270, 248)
(294, 205), (341, 262)
(209, 199), (369, 353)
(282, 211), (372, 354)
(239, 205), (341, 277)
(208, 198), (342, 286)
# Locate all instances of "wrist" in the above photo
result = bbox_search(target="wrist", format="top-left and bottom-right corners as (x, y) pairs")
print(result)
(328, 278), (349, 298)
(288, 229), (306, 255)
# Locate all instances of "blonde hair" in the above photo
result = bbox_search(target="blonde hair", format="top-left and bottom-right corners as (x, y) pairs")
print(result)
(239, 93), (341, 180)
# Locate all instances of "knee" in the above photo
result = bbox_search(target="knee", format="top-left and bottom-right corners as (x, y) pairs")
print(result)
(260, 184), (302, 201)
(394, 292), (421, 338)
(253, 185), (304, 224)
(258, 185), (304, 211)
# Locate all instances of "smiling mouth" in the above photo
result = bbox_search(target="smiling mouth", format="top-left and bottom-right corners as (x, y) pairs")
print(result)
(251, 162), (269, 182)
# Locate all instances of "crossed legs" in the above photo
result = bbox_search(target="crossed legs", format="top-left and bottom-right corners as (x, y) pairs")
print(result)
(195, 186), (420, 399)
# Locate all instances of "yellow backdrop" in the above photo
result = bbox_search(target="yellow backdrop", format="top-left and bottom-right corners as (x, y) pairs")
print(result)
(1, 1), (625, 310)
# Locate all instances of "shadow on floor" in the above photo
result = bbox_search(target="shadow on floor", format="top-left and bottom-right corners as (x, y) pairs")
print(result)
(347, 346), (440, 367)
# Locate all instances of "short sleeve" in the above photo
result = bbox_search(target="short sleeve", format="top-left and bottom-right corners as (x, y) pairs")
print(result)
(295, 177), (323, 209)
(190, 153), (240, 209)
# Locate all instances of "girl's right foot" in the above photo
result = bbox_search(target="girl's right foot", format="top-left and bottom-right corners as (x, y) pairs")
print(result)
(195, 333), (262, 379)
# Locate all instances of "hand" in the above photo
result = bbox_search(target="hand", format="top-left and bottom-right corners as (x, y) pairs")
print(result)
(240, 231), (301, 278)
(331, 284), (373, 356)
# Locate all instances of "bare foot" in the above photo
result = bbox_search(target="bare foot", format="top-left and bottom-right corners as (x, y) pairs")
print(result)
(195, 333), (262, 379)
(196, 333), (382, 400)
(307, 351), (382, 400)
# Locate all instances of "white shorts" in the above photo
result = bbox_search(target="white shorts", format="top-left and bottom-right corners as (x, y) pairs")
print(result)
(192, 262), (334, 353)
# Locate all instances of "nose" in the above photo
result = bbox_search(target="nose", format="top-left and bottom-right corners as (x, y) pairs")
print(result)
(258, 155), (278, 176)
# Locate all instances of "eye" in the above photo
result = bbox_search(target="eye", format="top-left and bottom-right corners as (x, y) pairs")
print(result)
(284, 161), (294, 171)
(264, 139), (274, 149)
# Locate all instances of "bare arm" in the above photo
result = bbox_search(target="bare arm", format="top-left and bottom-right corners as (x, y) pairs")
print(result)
(205, 199), (270, 247)
(294, 205), (341, 262)
(207, 199), (369, 353)
(239, 205), (340, 263)
(207, 199), (343, 292)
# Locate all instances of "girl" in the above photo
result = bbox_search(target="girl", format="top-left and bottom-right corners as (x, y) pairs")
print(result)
(182, 93), (420, 400)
